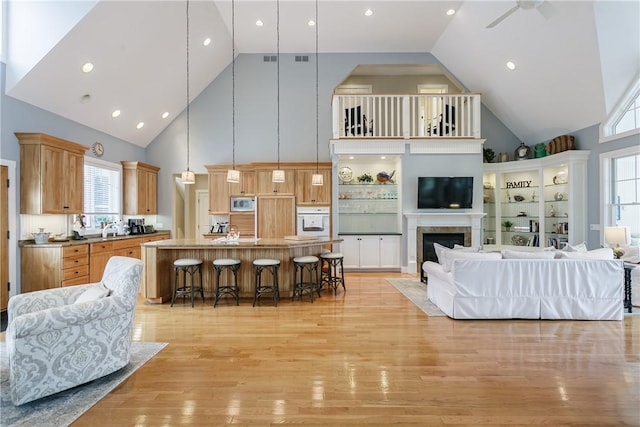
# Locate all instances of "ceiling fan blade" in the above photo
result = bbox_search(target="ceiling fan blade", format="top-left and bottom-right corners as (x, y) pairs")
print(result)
(536, 1), (555, 20)
(486, 4), (521, 29)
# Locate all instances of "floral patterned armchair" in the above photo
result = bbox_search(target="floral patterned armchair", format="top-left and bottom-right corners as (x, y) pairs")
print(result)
(6, 256), (143, 405)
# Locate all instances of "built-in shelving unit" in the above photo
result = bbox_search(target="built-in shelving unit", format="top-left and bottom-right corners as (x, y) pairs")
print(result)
(482, 150), (589, 248)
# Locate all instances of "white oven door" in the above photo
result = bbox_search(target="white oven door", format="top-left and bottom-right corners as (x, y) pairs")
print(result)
(297, 214), (329, 236)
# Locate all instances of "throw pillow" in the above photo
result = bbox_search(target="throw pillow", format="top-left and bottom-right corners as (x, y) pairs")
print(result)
(502, 249), (556, 259)
(434, 243), (480, 266)
(621, 245), (640, 263)
(75, 284), (110, 304)
(453, 244), (480, 252)
(556, 247), (614, 260)
(562, 242), (587, 252)
(442, 251), (502, 272)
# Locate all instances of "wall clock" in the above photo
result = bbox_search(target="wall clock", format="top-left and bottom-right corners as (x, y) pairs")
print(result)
(92, 142), (104, 157)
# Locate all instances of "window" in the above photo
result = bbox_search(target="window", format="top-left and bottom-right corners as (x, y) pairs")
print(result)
(82, 158), (121, 232)
(601, 146), (640, 246)
(600, 77), (640, 141)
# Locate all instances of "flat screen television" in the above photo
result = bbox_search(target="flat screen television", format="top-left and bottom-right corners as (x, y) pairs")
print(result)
(417, 176), (474, 209)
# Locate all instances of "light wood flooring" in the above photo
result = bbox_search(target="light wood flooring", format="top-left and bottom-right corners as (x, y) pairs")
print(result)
(17, 273), (640, 425)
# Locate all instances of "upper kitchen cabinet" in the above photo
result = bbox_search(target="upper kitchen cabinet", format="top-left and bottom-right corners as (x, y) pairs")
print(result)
(206, 168), (230, 214)
(121, 161), (160, 215)
(17, 133), (89, 214)
(229, 169), (255, 197)
(255, 167), (295, 196)
(295, 164), (332, 205)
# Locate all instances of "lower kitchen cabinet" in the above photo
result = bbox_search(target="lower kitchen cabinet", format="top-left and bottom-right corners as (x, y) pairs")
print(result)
(340, 234), (401, 270)
(20, 244), (90, 292)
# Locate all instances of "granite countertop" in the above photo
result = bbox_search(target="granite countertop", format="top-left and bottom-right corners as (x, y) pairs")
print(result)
(19, 230), (171, 248)
(143, 236), (342, 249)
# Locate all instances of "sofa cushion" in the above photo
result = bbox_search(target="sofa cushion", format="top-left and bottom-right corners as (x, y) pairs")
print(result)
(443, 251), (502, 272)
(562, 241), (587, 252)
(502, 249), (556, 259)
(74, 284), (110, 304)
(556, 247), (614, 260)
(434, 242), (479, 265)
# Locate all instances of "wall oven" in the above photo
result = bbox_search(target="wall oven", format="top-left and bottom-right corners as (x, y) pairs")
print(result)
(296, 207), (330, 237)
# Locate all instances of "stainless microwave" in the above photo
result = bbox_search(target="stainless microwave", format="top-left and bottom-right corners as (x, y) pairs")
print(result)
(230, 196), (256, 212)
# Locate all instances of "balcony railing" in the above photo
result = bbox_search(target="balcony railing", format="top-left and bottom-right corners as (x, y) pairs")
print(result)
(332, 93), (481, 139)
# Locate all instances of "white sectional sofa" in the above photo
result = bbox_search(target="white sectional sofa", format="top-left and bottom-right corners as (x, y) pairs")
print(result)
(423, 247), (625, 320)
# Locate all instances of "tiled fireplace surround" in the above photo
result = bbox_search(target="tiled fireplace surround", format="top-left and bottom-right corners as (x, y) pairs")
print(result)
(404, 213), (485, 275)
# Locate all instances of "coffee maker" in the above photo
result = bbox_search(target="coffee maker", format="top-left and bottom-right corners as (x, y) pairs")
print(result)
(128, 218), (145, 235)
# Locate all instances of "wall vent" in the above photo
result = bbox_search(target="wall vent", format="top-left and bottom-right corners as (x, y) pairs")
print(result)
(263, 55), (278, 62)
(295, 55), (309, 62)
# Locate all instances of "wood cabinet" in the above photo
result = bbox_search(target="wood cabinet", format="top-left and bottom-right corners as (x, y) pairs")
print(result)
(340, 234), (401, 271)
(121, 161), (160, 214)
(229, 170), (255, 196)
(16, 133), (89, 214)
(89, 241), (114, 282)
(257, 196), (296, 238)
(20, 244), (90, 292)
(208, 170), (230, 214)
(89, 234), (169, 281)
(255, 169), (295, 195)
(229, 213), (255, 237)
(295, 168), (332, 205)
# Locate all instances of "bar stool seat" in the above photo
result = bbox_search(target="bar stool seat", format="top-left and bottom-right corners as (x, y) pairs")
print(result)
(321, 252), (346, 295)
(171, 258), (204, 307)
(213, 258), (241, 307)
(252, 258), (280, 307)
(292, 255), (321, 302)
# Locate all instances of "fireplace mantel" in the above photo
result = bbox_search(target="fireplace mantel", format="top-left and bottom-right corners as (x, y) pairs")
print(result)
(404, 212), (485, 275)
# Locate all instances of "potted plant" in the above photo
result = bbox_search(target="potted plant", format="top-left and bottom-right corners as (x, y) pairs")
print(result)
(357, 173), (373, 183)
(502, 220), (514, 231)
(483, 148), (496, 163)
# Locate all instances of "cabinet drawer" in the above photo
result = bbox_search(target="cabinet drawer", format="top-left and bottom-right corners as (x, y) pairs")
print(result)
(63, 265), (89, 281)
(90, 242), (114, 254)
(112, 237), (143, 250)
(63, 245), (89, 257)
(62, 274), (89, 287)
(62, 254), (89, 269)
(142, 234), (168, 242)
(114, 247), (141, 259)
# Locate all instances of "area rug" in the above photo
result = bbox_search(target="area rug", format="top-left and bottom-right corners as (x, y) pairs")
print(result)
(386, 277), (446, 317)
(1, 341), (168, 427)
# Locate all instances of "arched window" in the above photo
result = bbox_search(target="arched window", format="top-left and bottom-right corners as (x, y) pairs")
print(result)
(601, 77), (640, 141)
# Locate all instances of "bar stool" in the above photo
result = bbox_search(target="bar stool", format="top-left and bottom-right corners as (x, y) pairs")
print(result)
(321, 252), (346, 295)
(213, 258), (241, 307)
(292, 255), (321, 302)
(252, 258), (280, 307)
(171, 258), (204, 307)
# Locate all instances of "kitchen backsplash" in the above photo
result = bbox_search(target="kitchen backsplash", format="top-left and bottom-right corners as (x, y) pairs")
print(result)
(20, 214), (161, 240)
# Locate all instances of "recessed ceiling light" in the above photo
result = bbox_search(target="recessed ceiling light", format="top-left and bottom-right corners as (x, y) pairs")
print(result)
(81, 62), (94, 73)
(364, 9), (373, 17)
(506, 61), (516, 70)
(80, 94), (91, 104)
(111, 110), (121, 118)
(136, 122), (144, 129)
(162, 112), (170, 119)
(308, 19), (315, 26)
(349, 156), (354, 160)
(256, 19), (263, 27)
(203, 37), (211, 46)
(446, 8), (456, 16)
(380, 156), (386, 159)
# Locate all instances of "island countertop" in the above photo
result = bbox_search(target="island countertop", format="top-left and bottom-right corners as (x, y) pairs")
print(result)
(141, 236), (342, 303)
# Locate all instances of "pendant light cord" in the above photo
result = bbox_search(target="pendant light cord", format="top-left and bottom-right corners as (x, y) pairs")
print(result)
(276, 0), (281, 169)
(185, 0), (191, 172)
(231, 0), (236, 169)
(315, 0), (319, 174)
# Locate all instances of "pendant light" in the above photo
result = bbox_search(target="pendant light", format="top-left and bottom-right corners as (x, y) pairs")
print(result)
(272, 0), (285, 183)
(226, 0), (240, 183)
(181, 0), (195, 185)
(311, 0), (323, 186)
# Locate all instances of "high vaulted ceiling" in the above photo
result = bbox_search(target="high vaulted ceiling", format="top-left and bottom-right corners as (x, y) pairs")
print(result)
(4, 1), (639, 147)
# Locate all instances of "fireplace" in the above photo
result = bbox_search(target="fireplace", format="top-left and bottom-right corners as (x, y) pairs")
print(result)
(404, 212), (484, 278)
(417, 227), (470, 282)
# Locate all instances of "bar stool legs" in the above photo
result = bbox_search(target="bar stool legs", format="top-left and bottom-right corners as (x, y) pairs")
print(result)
(321, 252), (346, 295)
(253, 259), (280, 307)
(171, 258), (204, 307)
(292, 256), (321, 302)
(213, 258), (241, 307)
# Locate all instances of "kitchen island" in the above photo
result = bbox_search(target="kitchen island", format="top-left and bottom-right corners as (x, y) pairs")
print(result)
(141, 237), (342, 303)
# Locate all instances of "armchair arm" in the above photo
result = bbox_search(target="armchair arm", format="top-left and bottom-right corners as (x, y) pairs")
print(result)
(8, 283), (99, 324)
(7, 295), (130, 340)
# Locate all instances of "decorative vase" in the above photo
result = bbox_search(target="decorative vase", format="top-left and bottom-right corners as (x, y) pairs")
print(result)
(514, 142), (531, 161)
